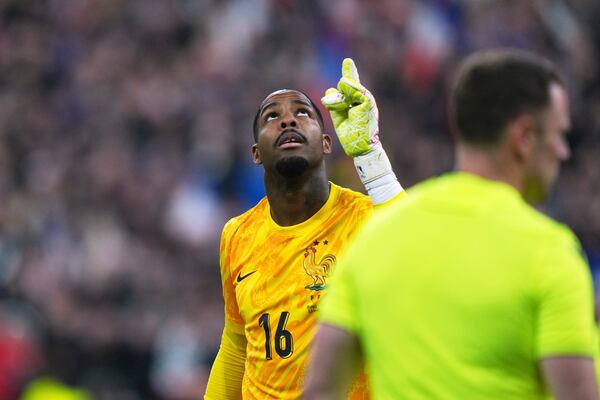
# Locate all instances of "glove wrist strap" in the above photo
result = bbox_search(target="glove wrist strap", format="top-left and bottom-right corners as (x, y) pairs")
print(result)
(353, 147), (403, 205)
(353, 146), (394, 185)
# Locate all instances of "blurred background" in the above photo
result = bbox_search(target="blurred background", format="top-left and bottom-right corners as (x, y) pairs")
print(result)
(0, 0), (599, 399)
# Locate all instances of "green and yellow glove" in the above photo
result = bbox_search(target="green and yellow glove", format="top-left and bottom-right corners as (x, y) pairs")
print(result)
(321, 58), (380, 157)
(321, 58), (402, 204)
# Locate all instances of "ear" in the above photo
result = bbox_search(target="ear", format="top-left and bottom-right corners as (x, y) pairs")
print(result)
(323, 134), (332, 155)
(251, 144), (262, 165)
(506, 114), (538, 162)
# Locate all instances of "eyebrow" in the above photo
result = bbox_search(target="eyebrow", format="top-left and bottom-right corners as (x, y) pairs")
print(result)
(260, 99), (313, 117)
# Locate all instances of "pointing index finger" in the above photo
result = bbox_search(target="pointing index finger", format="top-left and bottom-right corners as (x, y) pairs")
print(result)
(342, 58), (360, 83)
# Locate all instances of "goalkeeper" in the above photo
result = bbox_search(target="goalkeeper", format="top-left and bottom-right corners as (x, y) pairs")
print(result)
(204, 58), (405, 399)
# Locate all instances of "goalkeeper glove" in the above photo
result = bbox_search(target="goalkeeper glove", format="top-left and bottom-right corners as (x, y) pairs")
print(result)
(321, 58), (380, 157)
(321, 58), (401, 203)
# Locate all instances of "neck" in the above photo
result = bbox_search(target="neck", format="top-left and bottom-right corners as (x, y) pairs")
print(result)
(264, 164), (330, 226)
(455, 144), (525, 194)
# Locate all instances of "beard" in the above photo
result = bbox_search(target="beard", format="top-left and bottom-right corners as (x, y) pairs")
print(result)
(275, 156), (309, 177)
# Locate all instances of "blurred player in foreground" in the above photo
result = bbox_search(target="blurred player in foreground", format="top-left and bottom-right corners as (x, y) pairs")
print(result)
(305, 49), (599, 400)
(204, 59), (405, 399)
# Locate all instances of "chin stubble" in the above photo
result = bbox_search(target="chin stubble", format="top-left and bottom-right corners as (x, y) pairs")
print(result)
(275, 156), (309, 177)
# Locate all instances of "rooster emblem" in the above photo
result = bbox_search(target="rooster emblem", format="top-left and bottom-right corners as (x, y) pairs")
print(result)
(303, 243), (336, 291)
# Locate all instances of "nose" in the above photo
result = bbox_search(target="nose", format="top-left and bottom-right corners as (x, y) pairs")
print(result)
(280, 112), (297, 129)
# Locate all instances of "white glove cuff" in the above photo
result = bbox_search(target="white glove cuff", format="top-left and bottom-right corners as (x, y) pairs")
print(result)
(353, 147), (403, 204)
(353, 146), (394, 185)
(366, 178), (403, 205)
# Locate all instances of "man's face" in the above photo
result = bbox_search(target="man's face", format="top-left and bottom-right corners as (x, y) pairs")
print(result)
(524, 83), (571, 202)
(252, 90), (331, 176)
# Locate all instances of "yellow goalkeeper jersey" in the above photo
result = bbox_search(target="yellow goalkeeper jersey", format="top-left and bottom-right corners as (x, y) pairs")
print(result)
(219, 182), (377, 399)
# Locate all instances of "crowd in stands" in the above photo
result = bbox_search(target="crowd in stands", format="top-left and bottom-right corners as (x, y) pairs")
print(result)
(0, 0), (599, 398)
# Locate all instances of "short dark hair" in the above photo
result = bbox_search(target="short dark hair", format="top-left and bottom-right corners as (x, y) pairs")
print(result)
(252, 90), (325, 142)
(451, 49), (563, 146)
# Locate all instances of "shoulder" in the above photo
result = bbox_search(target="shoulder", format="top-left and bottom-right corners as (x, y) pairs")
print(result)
(221, 196), (269, 240)
(332, 183), (373, 212)
(505, 205), (585, 273)
(517, 205), (580, 251)
(362, 174), (579, 248)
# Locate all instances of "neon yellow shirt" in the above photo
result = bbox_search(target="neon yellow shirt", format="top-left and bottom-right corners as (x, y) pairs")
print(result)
(321, 172), (596, 399)
(211, 183), (405, 399)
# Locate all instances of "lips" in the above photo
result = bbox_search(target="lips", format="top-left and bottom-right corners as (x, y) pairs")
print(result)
(275, 129), (306, 148)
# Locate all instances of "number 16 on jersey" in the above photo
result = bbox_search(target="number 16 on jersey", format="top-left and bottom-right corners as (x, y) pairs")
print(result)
(258, 311), (294, 360)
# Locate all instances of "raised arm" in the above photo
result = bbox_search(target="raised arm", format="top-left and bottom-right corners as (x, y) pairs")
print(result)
(322, 58), (404, 206)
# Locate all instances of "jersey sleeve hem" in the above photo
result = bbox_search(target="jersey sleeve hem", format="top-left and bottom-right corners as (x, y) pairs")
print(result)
(319, 314), (359, 334)
(538, 341), (596, 358)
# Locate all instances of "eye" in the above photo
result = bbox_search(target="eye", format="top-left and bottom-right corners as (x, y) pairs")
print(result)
(297, 109), (310, 117)
(265, 112), (278, 122)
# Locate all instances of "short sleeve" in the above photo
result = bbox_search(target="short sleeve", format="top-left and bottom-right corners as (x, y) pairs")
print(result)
(535, 233), (596, 358)
(220, 220), (245, 334)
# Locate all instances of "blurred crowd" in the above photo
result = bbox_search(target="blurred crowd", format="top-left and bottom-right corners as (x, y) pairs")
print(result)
(0, 0), (598, 399)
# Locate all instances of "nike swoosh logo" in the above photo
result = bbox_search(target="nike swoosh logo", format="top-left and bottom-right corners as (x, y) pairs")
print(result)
(236, 270), (257, 283)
